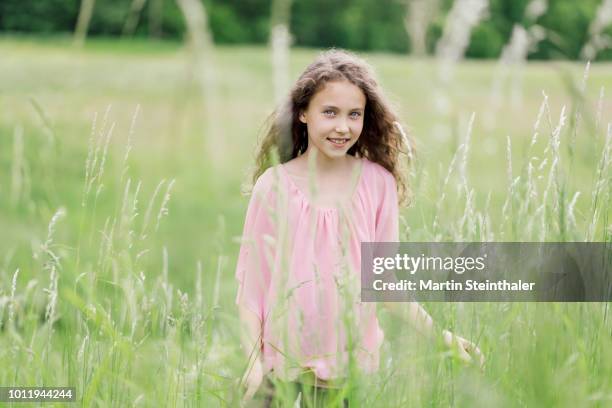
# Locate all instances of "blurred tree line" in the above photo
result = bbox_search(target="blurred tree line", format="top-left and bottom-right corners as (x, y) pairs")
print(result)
(1, 0), (611, 60)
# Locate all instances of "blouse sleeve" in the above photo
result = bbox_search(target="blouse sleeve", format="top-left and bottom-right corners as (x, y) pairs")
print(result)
(374, 167), (399, 242)
(235, 168), (276, 322)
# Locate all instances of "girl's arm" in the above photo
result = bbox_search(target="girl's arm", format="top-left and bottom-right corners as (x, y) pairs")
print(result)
(381, 301), (485, 368)
(235, 169), (276, 400)
(372, 165), (484, 367)
(238, 305), (262, 363)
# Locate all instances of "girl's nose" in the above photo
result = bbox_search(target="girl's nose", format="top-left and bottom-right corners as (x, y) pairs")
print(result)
(335, 121), (349, 134)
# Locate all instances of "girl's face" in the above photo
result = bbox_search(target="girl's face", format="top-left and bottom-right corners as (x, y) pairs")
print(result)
(299, 79), (366, 161)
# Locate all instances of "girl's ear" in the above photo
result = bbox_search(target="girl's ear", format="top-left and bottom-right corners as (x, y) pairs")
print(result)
(299, 111), (307, 123)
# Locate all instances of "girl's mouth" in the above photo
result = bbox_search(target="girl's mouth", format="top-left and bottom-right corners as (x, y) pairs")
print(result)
(327, 137), (350, 147)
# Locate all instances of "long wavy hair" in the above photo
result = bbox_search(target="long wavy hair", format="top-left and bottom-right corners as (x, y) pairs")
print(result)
(250, 48), (414, 205)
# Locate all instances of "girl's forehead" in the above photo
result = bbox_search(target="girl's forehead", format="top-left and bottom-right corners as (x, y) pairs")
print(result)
(310, 79), (366, 108)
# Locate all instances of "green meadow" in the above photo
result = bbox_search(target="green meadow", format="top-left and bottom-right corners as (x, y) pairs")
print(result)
(0, 36), (611, 407)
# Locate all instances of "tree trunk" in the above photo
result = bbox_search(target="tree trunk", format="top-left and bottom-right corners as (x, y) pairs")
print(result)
(73, 0), (97, 47)
(123, 0), (148, 37)
(175, 0), (221, 170)
(270, 0), (292, 104)
(149, 0), (164, 38)
(404, 0), (438, 56)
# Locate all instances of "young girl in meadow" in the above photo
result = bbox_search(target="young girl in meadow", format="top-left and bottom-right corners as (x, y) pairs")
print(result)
(235, 49), (484, 407)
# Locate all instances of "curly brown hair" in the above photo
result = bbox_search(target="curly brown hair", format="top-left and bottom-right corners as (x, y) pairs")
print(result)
(250, 48), (414, 205)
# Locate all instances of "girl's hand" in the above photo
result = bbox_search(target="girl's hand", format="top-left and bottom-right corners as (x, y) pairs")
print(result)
(443, 329), (485, 369)
(241, 358), (263, 403)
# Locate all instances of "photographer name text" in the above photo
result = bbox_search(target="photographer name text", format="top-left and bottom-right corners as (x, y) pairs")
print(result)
(372, 279), (535, 292)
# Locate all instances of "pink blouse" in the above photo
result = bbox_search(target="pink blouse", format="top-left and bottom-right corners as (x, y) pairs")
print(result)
(235, 157), (399, 381)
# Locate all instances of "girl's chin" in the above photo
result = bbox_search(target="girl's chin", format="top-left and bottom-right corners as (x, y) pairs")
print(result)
(307, 141), (355, 160)
(323, 143), (350, 153)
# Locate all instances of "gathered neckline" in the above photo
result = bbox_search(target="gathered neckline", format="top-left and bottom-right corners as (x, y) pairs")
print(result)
(278, 158), (366, 211)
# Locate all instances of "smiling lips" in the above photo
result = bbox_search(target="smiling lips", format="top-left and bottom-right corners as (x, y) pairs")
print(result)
(327, 137), (350, 147)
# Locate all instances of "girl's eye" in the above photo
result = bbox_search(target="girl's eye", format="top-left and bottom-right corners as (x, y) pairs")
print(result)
(323, 110), (335, 116)
(350, 112), (362, 119)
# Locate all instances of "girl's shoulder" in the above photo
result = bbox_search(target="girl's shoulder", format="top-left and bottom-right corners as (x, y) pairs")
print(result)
(251, 164), (286, 197)
(252, 166), (282, 196)
(362, 157), (396, 186)
(360, 157), (398, 204)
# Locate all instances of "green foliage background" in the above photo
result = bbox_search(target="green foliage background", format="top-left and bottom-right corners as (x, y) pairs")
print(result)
(2, 0), (612, 59)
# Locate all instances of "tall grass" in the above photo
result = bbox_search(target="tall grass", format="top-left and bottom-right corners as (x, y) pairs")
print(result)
(0, 39), (610, 407)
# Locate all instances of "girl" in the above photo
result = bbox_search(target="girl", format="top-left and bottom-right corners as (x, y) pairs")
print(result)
(235, 49), (484, 407)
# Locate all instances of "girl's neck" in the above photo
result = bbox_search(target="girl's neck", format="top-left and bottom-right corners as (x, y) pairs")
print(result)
(302, 147), (353, 174)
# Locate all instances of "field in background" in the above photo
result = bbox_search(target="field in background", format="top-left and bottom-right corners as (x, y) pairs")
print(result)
(0, 37), (611, 406)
